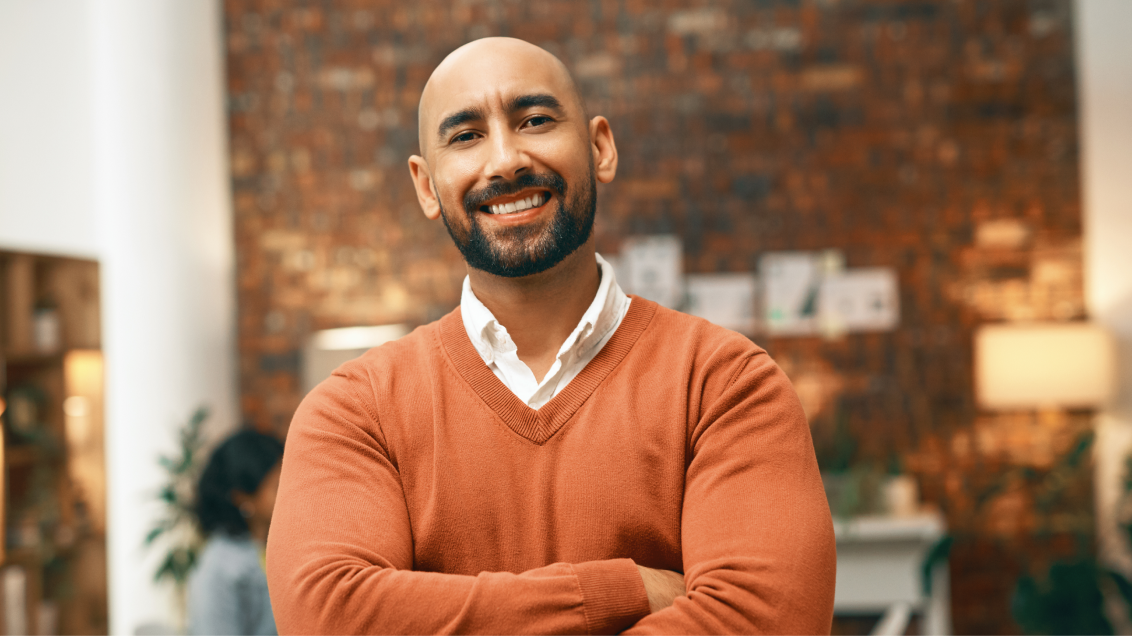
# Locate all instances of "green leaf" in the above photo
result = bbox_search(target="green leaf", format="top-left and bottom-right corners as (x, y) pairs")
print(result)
(1063, 431), (1094, 469)
(920, 535), (952, 596)
(1105, 569), (1132, 608)
(1012, 560), (1113, 635)
(144, 524), (166, 546)
(148, 405), (210, 586)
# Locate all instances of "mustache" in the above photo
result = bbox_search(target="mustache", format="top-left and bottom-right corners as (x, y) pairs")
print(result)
(462, 172), (568, 215)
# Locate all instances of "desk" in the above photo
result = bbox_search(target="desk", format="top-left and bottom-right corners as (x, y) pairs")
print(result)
(834, 513), (951, 635)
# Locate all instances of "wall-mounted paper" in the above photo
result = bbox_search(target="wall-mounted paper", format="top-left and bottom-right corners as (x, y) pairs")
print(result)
(621, 235), (684, 309)
(686, 273), (759, 335)
(819, 268), (900, 334)
(759, 252), (822, 335)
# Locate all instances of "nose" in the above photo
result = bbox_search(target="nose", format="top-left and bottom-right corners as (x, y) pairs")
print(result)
(482, 127), (530, 181)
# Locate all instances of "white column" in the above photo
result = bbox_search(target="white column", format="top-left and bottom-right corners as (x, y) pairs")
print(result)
(89, 0), (237, 632)
(1076, 0), (1132, 577)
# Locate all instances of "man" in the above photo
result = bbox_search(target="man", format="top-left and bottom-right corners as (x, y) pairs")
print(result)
(266, 37), (836, 634)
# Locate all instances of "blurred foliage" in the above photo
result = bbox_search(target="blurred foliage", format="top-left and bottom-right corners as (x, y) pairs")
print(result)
(145, 406), (208, 587)
(1008, 432), (1132, 634)
(814, 400), (856, 474)
(1013, 560), (1116, 635)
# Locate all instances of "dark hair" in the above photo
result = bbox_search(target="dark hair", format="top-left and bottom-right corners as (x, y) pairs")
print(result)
(195, 429), (284, 537)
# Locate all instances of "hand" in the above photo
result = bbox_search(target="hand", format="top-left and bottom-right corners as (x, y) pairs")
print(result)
(636, 565), (686, 614)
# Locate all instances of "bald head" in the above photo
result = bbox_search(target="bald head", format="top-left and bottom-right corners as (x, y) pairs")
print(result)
(417, 37), (586, 156)
(405, 35), (619, 242)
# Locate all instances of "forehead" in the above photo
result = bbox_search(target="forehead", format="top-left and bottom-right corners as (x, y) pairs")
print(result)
(424, 51), (574, 133)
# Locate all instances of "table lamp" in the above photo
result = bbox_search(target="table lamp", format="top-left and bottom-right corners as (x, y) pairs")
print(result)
(975, 322), (1116, 410)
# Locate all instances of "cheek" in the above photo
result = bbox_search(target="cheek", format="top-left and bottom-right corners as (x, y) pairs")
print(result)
(432, 157), (482, 203)
(529, 137), (591, 181)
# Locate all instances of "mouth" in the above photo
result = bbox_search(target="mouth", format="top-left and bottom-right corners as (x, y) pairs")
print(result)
(479, 190), (552, 216)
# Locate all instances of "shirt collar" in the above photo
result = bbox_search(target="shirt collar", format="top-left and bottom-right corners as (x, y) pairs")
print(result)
(459, 253), (628, 366)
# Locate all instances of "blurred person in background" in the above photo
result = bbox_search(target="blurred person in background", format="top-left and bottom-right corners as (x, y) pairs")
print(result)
(188, 430), (283, 635)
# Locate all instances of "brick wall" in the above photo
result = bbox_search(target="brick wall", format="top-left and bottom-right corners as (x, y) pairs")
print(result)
(224, 1), (1084, 632)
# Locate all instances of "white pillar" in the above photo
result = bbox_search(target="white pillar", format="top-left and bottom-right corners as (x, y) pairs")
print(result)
(89, 0), (237, 632)
(1076, 0), (1132, 578)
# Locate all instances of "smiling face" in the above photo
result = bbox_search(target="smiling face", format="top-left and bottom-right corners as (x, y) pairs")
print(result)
(409, 38), (618, 278)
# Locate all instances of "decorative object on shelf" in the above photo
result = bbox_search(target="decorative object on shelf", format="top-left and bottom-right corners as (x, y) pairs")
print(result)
(32, 301), (60, 354)
(144, 405), (209, 630)
(3, 566), (28, 636)
(882, 475), (920, 518)
(4, 385), (46, 439)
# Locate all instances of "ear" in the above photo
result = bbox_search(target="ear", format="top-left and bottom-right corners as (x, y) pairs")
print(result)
(408, 155), (443, 221)
(588, 116), (618, 184)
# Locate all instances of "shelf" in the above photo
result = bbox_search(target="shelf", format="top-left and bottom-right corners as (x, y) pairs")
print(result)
(1, 249), (108, 633)
(2, 444), (63, 468)
(833, 511), (946, 543)
(2, 352), (65, 368)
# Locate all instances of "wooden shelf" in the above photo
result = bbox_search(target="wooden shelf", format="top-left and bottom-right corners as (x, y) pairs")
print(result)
(1, 250), (108, 634)
(4, 445), (43, 467)
(2, 352), (65, 367)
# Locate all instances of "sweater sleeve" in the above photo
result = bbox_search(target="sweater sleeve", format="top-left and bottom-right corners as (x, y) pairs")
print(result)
(624, 352), (837, 635)
(265, 369), (651, 635)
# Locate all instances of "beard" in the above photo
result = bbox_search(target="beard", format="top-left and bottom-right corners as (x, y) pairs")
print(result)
(438, 167), (596, 278)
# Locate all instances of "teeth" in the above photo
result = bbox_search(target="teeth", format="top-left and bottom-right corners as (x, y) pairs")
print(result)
(488, 193), (545, 214)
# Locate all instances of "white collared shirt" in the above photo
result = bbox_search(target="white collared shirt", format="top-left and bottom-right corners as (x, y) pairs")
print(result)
(460, 253), (631, 410)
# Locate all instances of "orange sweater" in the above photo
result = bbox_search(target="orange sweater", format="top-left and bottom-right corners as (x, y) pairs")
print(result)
(266, 298), (836, 634)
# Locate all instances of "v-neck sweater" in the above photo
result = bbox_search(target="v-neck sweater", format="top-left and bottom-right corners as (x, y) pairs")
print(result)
(266, 298), (837, 635)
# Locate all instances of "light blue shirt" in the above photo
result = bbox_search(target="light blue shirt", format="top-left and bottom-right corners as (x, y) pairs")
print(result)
(187, 534), (276, 635)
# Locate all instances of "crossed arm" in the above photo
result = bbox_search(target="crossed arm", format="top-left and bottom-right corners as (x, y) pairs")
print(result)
(266, 355), (835, 634)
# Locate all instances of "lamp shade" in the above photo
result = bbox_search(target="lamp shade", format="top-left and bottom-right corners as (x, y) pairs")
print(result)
(975, 322), (1116, 409)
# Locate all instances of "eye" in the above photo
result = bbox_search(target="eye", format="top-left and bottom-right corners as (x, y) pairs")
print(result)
(450, 130), (479, 144)
(523, 115), (554, 128)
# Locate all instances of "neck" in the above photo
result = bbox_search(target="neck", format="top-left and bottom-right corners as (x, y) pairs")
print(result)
(467, 239), (600, 382)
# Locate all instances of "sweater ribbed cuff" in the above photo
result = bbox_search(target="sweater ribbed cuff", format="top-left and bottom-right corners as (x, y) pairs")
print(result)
(573, 558), (651, 634)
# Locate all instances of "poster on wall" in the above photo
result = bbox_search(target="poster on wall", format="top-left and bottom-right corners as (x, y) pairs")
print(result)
(685, 273), (759, 335)
(620, 235), (684, 309)
(759, 250), (898, 337)
(818, 268), (900, 334)
(759, 252), (823, 336)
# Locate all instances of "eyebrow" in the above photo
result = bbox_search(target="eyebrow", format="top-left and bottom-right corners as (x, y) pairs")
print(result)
(506, 93), (563, 113)
(437, 107), (486, 142)
(435, 93), (565, 142)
